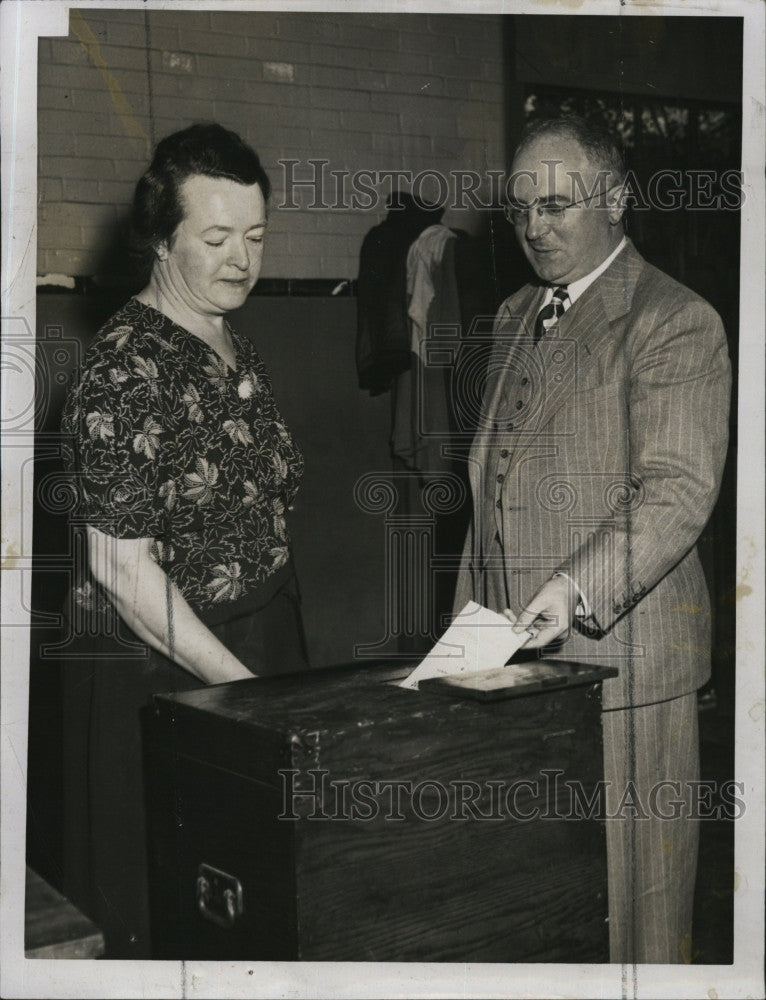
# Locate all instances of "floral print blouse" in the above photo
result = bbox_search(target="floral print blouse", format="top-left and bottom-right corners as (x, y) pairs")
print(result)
(61, 298), (304, 614)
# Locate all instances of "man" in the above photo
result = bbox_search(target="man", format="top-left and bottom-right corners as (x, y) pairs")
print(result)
(454, 115), (731, 963)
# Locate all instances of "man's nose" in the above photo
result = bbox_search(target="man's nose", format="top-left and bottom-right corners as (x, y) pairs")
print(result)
(525, 207), (550, 240)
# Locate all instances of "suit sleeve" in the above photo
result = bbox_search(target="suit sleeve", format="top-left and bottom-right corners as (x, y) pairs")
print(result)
(452, 515), (476, 615)
(562, 295), (731, 633)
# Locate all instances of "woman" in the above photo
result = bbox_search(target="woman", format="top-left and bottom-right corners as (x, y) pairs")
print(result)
(60, 123), (307, 958)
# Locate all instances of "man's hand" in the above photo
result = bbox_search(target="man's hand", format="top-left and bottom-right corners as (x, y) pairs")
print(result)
(507, 575), (579, 650)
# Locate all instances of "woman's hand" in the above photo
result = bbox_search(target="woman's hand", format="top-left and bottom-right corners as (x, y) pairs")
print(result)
(86, 525), (256, 685)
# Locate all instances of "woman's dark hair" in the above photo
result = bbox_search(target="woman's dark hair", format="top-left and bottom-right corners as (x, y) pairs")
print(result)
(131, 123), (271, 267)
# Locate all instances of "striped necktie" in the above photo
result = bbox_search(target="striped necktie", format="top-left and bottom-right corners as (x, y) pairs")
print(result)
(534, 285), (570, 343)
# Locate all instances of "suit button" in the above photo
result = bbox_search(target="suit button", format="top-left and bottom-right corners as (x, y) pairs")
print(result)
(500, 449), (509, 458)
(515, 400), (523, 410)
(496, 500), (502, 509)
(496, 473), (504, 483)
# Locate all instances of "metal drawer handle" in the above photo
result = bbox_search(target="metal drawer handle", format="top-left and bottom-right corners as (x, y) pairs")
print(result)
(196, 863), (244, 928)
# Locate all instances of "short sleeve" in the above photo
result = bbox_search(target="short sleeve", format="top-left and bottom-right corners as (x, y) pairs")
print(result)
(61, 356), (170, 539)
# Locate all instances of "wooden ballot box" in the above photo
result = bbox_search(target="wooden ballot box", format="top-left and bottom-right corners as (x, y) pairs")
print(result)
(144, 659), (617, 962)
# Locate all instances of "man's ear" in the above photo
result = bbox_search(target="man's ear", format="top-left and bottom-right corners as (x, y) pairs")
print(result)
(607, 181), (628, 226)
(155, 242), (169, 262)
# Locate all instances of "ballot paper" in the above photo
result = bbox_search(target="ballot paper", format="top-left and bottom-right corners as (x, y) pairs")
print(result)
(400, 601), (528, 690)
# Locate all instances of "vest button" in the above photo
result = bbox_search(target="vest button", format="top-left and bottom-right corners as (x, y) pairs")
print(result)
(507, 423), (514, 431)
(496, 500), (502, 509)
(521, 377), (529, 386)
(496, 473), (504, 483)
(515, 400), (523, 410)
(500, 449), (509, 458)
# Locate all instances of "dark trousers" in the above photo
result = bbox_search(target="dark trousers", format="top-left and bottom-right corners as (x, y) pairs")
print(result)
(62, 570), (308, 958)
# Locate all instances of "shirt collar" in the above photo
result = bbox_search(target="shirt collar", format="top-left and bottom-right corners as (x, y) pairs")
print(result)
(564, 236), (627, 304)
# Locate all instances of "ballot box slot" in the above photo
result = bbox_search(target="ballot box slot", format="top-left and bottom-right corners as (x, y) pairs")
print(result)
(418, 661), (617, 702)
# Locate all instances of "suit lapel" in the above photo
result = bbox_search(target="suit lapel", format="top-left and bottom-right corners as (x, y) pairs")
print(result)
(506, 240), (644, 470)
(483, 285), (543, 418)
(468, 284), (542, 493)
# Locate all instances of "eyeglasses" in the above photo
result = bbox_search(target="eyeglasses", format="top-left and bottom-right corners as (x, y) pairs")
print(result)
(504, 183), (621, 226)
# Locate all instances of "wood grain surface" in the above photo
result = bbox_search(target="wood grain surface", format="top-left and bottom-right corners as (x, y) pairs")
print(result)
(145, 659), (612, 961)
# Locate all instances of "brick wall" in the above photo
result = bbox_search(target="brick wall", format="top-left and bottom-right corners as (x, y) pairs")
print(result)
(38, 10), (506, 279)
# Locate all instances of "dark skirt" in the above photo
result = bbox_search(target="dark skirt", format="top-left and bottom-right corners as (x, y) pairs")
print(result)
(61, 564), (309, 958)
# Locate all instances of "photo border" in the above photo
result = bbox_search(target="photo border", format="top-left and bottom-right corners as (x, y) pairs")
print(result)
(2, 1), (763, 997)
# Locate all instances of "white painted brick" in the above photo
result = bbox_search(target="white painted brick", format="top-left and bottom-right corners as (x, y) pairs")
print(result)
(340, 110), (399, 134)
(371, 90), (455, 118)
(46, 156), (114, 181)
(178, 29), (248, 58)
(145, 26), (182, 52)
(428, 52), (481, 80)
(41, 248), (101, 276)
(37, 87), (78, 112)
(308, 63), (358, 90)
(372, 133), (433, 160)
(149, 10), (211, 34)
(385, 72), (445, 97)
(112, 156), (150, 183)
(46, 37), (90, 66)
(247, 37), (311, 63)
(75, 133), (145, 162)
(310, 87), (371, 112)
(355, 47), (427, 74)
(355, 68), (388, 92)
(227, 81), (311, 107)
(432, 136), (475, 164)
(399, 30), (442, 55)
(105, 20), (149, 49)
(37, 10), (509, 278)
(39, 177), (64, 202)
(455, 32), (495, 61)
(97, 180), (136, 205)
(146, 72), (182, 98)
(38, 135), (79, 161)
(456, 113), (496, 141)
(275, 15), (342, 45)
(426, 13), (474, 37)
(149, 94), (217, 121)
(39, 108), (113, 136)
(310, 128), (374, 155)
(72, 15), (107, 42)
(93, 44), (151, 72)
(400, 112), (458, 138)
(481, 59), (503, 83)
(337, 21), (399, 51)
(62, 179), (103, 202)
(72, 86), (150, 117)
(39, 63), (103, 91)
(240, 11), (282, 38)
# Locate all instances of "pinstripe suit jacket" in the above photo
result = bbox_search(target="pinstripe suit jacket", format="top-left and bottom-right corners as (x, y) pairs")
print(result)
(455, 239), (731, 710)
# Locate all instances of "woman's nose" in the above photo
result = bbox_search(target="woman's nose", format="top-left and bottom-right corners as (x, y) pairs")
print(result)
(229, 239), (249, 269)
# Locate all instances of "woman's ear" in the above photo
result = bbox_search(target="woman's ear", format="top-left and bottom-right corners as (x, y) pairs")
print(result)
(155, 242), (169, 262)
